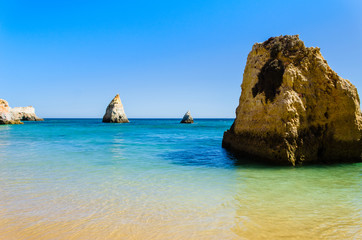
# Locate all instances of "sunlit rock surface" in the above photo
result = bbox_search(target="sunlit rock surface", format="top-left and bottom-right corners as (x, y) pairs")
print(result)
(102, 94), (129, 123)
(11, 107), (43, 121)
(222, 35), (362, 165)
(0, 99), (42, 124)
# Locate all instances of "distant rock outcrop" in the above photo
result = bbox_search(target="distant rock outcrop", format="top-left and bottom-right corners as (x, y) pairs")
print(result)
(180, 110), (194, 124)
(0, 99), (42, 125)
(102, 94), (129, 123)
(222, 35), (362, 165)
(11, 107), (44, 121)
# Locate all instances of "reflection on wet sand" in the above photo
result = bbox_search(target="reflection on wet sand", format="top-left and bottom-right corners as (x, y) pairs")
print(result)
(0, 166), (360, 239)
(231, 167), (361, 239)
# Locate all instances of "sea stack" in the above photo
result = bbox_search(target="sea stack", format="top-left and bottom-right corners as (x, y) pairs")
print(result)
(11, 107), (44, 121)
(180, 110), (194, 124)
(222, 35), (362, 166)
(102, 94), (129, 123)
(0, 99), (43, 124)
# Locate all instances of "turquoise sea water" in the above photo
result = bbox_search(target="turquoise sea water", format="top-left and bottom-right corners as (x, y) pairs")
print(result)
(0, 119), (361, 239)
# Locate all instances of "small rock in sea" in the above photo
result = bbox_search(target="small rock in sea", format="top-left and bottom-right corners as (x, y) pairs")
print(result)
(180, 110), (194, 124)
(222, 35), (362, 166)
(102, 94), (129, 123)
(11, 107), (44, 121)
(0, 99), (42, 124)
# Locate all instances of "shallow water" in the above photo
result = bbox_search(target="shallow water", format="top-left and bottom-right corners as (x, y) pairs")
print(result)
(0, 119), (360, 239)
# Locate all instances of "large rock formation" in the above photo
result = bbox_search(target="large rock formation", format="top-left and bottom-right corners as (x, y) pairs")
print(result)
(0, 99), (42, 124)
(180, 110), (194, 123)
(222, 35), (362, 165)
(102, 94), (129, 123)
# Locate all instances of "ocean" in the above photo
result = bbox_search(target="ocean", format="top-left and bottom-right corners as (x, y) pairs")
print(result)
(0, 119), (360, 239)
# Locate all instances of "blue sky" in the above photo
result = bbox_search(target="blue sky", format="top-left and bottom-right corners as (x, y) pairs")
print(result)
(0, 0), (361, 118)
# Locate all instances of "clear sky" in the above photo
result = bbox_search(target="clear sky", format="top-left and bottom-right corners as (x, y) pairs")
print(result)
(0, 0), (361, 118)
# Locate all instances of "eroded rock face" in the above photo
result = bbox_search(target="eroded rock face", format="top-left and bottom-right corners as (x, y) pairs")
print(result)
(102, 94), (129, 123)
(180, 110), (194, 124)
(222, 35), (362, 165)
(0, 99), (12, 121)
(0, 99), (42, 124)
(11, 107), (44, 121)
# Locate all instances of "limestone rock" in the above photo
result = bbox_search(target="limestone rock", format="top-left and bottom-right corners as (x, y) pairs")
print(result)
(0, 99), (13, 122)
(102, 94), (129, 123)
(0, 99), (10, 113)
(11, 107), (44, 121)
(0, 99), (41, 124)
(222, 35), (362, 165)
(180, 110), (194, 124)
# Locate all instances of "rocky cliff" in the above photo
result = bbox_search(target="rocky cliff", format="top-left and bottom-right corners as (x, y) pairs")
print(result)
(222, 35), (362, 165)
(102, 94), (129, 123)
(0, 99), (42, 124)
(180, 110), (194, 124)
